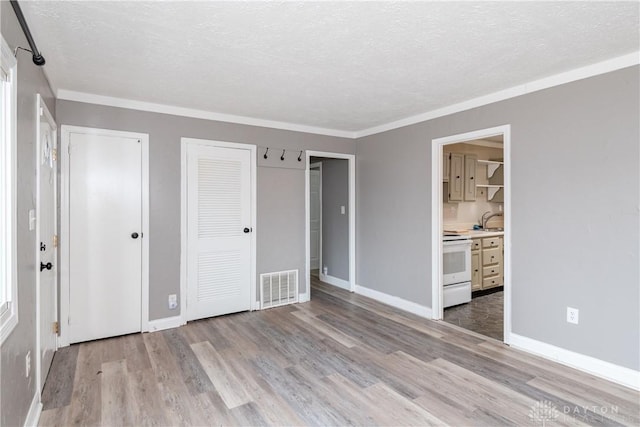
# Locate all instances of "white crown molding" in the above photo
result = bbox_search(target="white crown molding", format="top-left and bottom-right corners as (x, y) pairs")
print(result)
(353, 51), (640, 138)
(56, 89), (357, 139)
(510, 333), (640, 391)
(57, 52), (638, 140)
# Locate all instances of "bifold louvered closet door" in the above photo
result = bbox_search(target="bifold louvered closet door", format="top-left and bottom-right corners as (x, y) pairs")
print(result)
(187, 144), (252, 321)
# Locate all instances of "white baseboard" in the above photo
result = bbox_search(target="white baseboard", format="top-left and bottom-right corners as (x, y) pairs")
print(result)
(354, 284), (432, 319)
(24, 392), (42, 427)
(299, 292), (310, 303)
(147, 315), (185, 332)
(510, 333), (640, 391)
(319, 273), (351, 291)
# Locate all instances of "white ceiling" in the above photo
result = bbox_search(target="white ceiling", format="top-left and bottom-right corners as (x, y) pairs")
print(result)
(20, 1), (640, 136)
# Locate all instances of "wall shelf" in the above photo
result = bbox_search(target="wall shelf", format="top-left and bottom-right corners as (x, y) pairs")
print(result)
(477, 160), (503, 178)
(476, 184), (504, 200)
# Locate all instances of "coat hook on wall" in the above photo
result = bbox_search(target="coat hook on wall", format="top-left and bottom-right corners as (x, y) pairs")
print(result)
(263, 147), (269, 159)
(298, 151), (303, 162)
(281, 149), (286, 161)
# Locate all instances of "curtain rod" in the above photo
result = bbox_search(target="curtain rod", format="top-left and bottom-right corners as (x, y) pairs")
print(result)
(10, 0), (45, 66)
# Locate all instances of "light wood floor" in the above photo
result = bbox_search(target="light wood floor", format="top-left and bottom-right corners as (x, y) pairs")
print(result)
(40, 278), (639, 426)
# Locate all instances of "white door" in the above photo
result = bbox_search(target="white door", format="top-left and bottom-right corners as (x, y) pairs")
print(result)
(310, 165), (321, 270)
(186, 143), (252, 321)
(37, 104), (57, 390)
(68, 132), (143, 343)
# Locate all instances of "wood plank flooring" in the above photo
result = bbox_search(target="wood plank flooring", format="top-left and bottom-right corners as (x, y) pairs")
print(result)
(40, 278), (640, 426)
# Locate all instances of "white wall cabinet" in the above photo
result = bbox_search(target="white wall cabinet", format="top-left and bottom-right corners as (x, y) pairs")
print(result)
(463, 154), (477, 201)
(444, 152), (477, 203)
(448, 153), (465, 201)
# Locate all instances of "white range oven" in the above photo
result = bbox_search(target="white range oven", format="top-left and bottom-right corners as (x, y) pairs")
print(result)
(443, 234), (472, 308)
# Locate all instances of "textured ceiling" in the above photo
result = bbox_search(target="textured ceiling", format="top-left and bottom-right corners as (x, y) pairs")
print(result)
(19, 1), (640, 134)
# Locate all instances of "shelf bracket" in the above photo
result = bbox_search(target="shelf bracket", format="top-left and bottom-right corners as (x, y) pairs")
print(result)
(488, 186), (501, 200)
(487, 163), (500, 178)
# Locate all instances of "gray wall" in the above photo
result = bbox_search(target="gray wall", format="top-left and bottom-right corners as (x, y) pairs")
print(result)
(1, 3), (57, 425)
(55, 100), (355, 320)
(320, 159), (349, 281)
(355, 65), (640, 370)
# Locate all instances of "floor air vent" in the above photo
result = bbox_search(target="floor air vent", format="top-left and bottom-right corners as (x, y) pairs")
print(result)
(260, 270), (298, 309)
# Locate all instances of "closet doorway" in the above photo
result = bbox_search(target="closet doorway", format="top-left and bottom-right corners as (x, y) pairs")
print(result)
(304, 152), (356, 301)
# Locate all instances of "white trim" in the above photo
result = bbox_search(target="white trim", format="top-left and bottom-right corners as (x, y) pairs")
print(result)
(319, 274), (350, 291)
(35, 94), (58, 397)
(309, 162), (323, 274)
(0, 35), (19, 344)
(305, 151), (356, 298)
(355, 52), (640, 138)
(180, 138), (258, 325)
(299, 292), (310, 303)
(59, 126), (150, 346)
(147, 315), (185, 333)
(510, 333), (640, 391)
(23, 391), (42, 427)
(431, 125), (512, 345)
(355, 285), (432, 319)
(57, 89), (356, 139)
(56, 53), (638, 140)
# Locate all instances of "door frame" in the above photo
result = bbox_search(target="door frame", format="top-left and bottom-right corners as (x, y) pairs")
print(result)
(35, 94), (57, 393)
(59, 125), (150, 347)
(304, 151), (356, 301)
(430, 124), (512, 344)
(309, 162), (323, 274)
(180, 138), (257, 322)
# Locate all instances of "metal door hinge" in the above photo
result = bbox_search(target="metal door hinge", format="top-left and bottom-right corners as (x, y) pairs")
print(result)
(52, 148), (57, 161)
(53, 321), (59, 335)
(53, 235), (58, 248)
(39, 107), (44, 117)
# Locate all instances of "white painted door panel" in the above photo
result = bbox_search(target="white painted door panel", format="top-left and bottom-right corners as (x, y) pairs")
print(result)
(187, 144), (251, 321)
(310, 168), (321, 270)
(68, 132), (142, 343)
(38, 120), (57, 388)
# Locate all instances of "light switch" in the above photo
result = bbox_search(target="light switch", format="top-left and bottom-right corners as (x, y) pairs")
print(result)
(341, 206), (345, 215)
(28, 209), (36, 231)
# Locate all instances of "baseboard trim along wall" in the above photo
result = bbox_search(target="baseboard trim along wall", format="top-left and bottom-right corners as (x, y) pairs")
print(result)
(319, 274), (351, 291)
(147, 315), (185, 333)
(299, 292), (310, 303)
(24, 392), (42, 427)
(354, 284), (432, 319)
(509, 333), (640, 391)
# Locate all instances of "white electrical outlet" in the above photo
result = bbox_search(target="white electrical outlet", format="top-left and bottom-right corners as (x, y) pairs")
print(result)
(340, 205), (346, 215)
(25, 351), (31, 378)
(168, 294), (178, 310)
(567, 307), (579, 324)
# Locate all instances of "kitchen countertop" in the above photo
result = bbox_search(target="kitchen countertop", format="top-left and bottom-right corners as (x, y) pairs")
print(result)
(465, 230), (505, 238)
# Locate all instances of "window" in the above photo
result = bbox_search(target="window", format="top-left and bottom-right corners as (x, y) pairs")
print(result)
(1, 35), (18, 343)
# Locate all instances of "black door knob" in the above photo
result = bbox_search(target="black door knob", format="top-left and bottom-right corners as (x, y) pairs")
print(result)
(243, 228), (251, 233)
(131, 232), (139, 239)
(40, 262), (52, 271)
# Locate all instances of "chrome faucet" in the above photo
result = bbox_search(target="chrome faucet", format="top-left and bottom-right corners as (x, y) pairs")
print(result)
(481, 211), (503, 229)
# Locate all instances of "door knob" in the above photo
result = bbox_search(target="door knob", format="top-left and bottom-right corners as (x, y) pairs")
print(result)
(243, 227), (251, 233)
(131, 232), (139, 239)
(40, 262), (52, 271)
